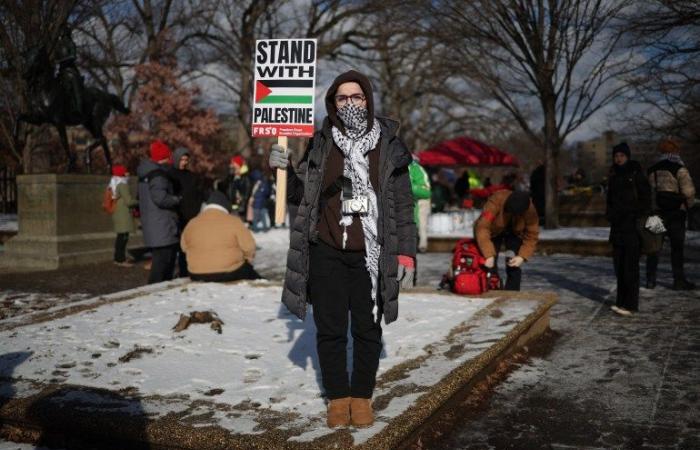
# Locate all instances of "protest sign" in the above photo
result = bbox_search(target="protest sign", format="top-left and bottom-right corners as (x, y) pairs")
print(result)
(253, 38), (317, 225)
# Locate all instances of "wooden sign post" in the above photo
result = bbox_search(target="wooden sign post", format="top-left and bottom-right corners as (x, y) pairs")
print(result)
(252, 38), (317, 226)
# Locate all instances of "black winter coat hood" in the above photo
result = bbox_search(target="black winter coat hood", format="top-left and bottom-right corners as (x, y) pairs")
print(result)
(324, 69), (375, 135)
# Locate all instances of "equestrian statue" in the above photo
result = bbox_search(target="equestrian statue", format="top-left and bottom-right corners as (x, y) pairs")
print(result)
(14, 28), (129, 172)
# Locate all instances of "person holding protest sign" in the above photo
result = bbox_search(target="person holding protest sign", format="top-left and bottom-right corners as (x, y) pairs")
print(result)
(269, 70), (416, 428)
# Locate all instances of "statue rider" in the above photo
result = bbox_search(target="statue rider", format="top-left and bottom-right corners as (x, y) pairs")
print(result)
(54, 28), (84, 116)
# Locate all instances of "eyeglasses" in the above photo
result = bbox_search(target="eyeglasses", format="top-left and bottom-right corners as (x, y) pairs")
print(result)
(335, 94), (366, 106)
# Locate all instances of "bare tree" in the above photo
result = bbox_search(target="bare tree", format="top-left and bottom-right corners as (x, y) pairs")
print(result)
(195, 0), (382, 154)
(624, 1), (700, 134)
(76, 1), (217, 101)
(424, 0), (635, 228)
(623, 0), (700, 180)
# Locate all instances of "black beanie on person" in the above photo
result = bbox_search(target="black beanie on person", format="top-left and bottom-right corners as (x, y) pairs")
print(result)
(324, 69), (375, 135)
(504, 191), (531, 215)
(207, 191), (232, 213)
(612, 142), (631, 159)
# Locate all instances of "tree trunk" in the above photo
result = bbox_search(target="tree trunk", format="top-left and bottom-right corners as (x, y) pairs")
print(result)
(543, 96), (559, 229)
(237, 65), (253, 154)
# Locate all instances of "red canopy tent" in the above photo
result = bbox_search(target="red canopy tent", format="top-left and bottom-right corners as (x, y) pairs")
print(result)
(418, 136), (519, 167)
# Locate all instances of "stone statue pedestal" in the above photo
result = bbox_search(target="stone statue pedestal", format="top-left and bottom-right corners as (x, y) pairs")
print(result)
(2, 174), (143, 270)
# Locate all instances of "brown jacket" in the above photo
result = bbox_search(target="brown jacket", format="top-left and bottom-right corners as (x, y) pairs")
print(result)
(474, 190), (539, 260)
(181, 206), (256, 275)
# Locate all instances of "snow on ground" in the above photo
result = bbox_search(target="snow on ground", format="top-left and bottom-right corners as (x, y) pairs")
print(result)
(0, 214), (17, 233)
(2, 225), (698, 448)
(0, 292), (91, 321)
(0, 443), (55, 450)
(0, 280), (541, 442)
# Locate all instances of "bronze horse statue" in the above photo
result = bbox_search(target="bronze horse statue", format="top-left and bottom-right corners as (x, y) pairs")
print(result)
(14, 45), (129, 172)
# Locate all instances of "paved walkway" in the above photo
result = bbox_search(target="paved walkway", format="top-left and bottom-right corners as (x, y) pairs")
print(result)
(414, 248), (700, 449)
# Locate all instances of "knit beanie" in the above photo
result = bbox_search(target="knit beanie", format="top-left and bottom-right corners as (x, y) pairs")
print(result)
(612, 142), (631, 159)
(230, 155), (245, 167)
(657, 138), (681, 154)
(111, 165), (127, 177)
(504, 191), (531, 215)
(324, 69), (375, 134)
(150, 140), (172, 163)
(207, 191), (232, 213)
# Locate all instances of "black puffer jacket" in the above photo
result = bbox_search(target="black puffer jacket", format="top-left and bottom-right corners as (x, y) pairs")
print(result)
(606, 160), (651, 243)
(281, 116), (416, 325)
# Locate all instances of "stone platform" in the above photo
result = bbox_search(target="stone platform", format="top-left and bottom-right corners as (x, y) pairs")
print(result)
(1, 174), (143, 271)
(0, 281), (556, 449)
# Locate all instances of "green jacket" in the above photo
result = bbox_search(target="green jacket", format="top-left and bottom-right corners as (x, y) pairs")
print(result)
(409, 160), (431, 224)
(112, 182), (137, 233)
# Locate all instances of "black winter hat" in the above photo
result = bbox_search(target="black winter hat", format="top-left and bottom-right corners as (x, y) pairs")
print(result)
(324, 69), (375, 134)
(207, 191), (232, 213)
(612, 142), (631, 159)
(504, 190), (531, 215)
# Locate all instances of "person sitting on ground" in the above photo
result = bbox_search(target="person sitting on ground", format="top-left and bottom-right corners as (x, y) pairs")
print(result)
(181, 191), (261, 282)
(474, 190), (539, 291)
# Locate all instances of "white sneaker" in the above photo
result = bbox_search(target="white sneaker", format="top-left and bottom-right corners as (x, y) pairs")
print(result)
(612, 306), (632, 316)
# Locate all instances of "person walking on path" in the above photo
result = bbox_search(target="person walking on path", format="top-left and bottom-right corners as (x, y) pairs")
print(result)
(137, 140), (181, 284)
(110, 164), (138, 267)
(409, 156), (431, 252)
(181, 191), (261, 282)
(645, 138), (697, 290)
(475, 190), (539, 291)
(269, 70), (416, 429)
(170, 147), (204, 277)
(606, 142), (651, 316)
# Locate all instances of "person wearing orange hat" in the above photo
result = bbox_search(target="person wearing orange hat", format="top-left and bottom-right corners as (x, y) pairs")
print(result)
(110, 164), (138, 267)
(646, 138), (696, 290)
(217, 154), (252, 222)
(137, 140), (182, 283)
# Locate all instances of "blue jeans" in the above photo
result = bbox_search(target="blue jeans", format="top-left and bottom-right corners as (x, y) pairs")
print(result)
(252, 208), (270, 232)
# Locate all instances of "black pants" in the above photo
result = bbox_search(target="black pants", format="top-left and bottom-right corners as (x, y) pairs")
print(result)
(613, 235), (640, 311)
(646, 210), (688, 283)
(148, 244), (178, 284)
(177, 244), (189, 277)
(309, 241), (382, 400)
(190, 262), (262, 282)
(491, 232), (523, 291)
(114, 232), (129, 263)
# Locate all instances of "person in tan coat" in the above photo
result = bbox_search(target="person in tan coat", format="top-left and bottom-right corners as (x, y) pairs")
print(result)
(646, 138), (697, 290)
(181, 191), (261, 282)
(474, 190), (539, 290)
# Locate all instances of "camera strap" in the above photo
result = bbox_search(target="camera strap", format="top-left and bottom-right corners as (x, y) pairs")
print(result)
(320, 176), (353, 206)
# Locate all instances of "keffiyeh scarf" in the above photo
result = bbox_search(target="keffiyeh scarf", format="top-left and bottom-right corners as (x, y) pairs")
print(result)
(332, 104), (382, 303)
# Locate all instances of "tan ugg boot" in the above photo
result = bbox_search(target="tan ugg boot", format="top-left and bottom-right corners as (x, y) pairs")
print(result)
(350, 397), (374, 427)
(326, 397), (351, 428)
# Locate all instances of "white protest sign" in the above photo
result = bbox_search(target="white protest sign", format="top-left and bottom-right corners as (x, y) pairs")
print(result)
(252, 39), (317, 138)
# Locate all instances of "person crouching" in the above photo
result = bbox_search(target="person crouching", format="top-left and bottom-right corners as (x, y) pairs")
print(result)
(474, 190), (539, 290)
(181, 191), (261, 282)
